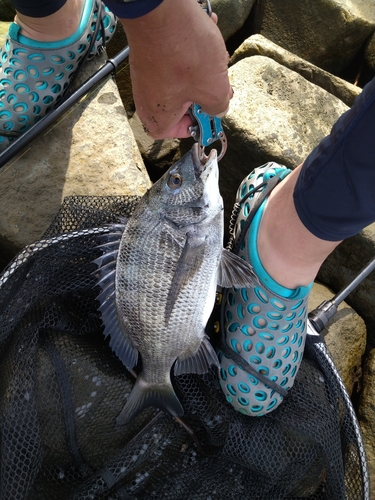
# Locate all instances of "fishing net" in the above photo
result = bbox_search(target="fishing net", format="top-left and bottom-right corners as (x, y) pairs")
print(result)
(0, 195), (369, 499)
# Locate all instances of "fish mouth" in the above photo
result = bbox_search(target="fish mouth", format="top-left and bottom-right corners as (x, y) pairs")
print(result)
(192, 143), (218, 177)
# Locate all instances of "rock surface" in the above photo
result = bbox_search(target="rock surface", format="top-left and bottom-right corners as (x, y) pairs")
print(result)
(0, 1), (14, 22)
(211, 0), (256, 41)
(365, 31), (375, 71)
(230, 34), (362, 107)
(0, 20), (10, 39)
(0, 51), (151, 266)
(317, 224), (375, 339)
(258, 0), (375, 74)
(309, 282), (366, 396)
(219, 55), (348, 229)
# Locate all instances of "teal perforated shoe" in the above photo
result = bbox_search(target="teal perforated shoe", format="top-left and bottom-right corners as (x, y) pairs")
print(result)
(218, 163), (312, 417)
(0, 0), (116, 152)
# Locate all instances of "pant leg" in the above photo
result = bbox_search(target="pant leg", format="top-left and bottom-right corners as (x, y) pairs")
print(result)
(10, 0), (67, 17)
(293, 76), (375, 241)
(103, 0), (163, 19)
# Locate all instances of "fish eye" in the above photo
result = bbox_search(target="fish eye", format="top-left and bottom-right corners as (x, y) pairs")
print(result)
(168, 173), (182, 190)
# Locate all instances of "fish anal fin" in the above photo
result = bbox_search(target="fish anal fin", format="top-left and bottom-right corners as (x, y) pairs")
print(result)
(217, 248), (259, 288)
(116, 377), (184, 426)
(174, 335), (219, 376)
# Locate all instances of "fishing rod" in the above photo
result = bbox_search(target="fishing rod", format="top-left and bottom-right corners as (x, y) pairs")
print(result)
(0, 46), (130, 170)
(308, 254), (375, 333)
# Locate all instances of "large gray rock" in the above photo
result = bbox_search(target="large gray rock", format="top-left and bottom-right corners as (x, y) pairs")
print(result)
(358, 348), (375, 500)
(230, 34), (362, 107)
(257, 0), (375, 74)
(219, 55), (348, 228)
(211, 0), (255, 41)
(0, 51), (151, 268)
(309, 282), (366, 396)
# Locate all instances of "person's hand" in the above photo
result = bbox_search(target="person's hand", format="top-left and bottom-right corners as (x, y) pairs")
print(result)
(120, 0), (232, 139)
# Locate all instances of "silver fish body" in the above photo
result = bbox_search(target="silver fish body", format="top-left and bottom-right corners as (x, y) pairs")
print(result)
(94, 144), (256, 425)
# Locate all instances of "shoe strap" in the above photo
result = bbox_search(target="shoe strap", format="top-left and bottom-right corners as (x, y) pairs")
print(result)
(229, 172), (284, 255)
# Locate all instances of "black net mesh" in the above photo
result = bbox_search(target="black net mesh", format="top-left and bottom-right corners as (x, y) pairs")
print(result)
(0, 195), (369, 500)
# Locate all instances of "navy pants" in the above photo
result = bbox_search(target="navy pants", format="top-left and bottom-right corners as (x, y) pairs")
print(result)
(10, 0), (162, 19)
(294, 76), (375, 241)
(11, 0), (67, 17)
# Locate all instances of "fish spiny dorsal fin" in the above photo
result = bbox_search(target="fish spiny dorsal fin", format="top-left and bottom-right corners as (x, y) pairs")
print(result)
(93, 222), (138, 371)
(174, 335), (219, 375)
(217, 248), (259, 288)
(116, 376), (184, 426)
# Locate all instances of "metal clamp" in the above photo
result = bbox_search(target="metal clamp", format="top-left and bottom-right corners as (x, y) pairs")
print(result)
(188, 103), (227, 163)
(197, 0), (212, 16)
(189, 0), (227, 164)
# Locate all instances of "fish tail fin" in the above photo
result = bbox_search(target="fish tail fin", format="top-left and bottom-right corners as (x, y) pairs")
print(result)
(116, 377), (184, 426)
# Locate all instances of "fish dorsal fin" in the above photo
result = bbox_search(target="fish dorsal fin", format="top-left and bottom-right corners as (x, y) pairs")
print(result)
(217, 248), (259, 288)
(165, 232), (207, 324)
(174, 335), (219, 376)
(93, 222), (138, 371)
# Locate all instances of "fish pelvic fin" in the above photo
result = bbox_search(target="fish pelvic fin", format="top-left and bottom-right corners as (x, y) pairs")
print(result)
(116, 377), (184, 426)
(217, 248), (260, 288)
(174, 335), (219, 376)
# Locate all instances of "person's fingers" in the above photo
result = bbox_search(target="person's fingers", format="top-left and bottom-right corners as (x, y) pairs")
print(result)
(210, 12), (218, 24)
(147, 113), (194, 140)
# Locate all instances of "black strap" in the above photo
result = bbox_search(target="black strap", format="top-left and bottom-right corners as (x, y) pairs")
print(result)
(40, 331), (92, 477)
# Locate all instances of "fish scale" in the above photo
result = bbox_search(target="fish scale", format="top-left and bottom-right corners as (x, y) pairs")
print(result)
(94, 144), (258, 426)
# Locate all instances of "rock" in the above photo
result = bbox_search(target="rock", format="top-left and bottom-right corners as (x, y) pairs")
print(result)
(128, 112), (183, 176)
(358, 348), (375, 500)
(0, 21), (10, 41)
(0, 1), (14, 22)
(309, 282), (366, 396)
(256, 0), (375, 75)
(0, 51), (151, 268)
(219, 55), (348, 229)
(364, 31), (375, 72)
(230, 34), (362, 107)
(317, 223), (375, 339)
(211, 0), (255, 41)
(104, 20), (135, 118)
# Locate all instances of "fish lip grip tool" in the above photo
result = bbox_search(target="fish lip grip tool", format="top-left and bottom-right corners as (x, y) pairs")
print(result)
(188, 103), (227, 164)
(188, 0), (227, 164)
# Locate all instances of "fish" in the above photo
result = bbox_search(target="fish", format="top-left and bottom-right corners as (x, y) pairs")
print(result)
(94, 143), (257, 426)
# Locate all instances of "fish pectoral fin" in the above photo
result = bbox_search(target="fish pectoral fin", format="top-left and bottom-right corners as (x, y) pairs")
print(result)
(116, 377), (184, 426)
(165, 233), (207, 323)
(217, 248), (259, 288)
(174, 335), (219, 376)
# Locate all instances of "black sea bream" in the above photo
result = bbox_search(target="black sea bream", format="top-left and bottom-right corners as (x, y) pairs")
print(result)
(94, 144), (256, 425)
